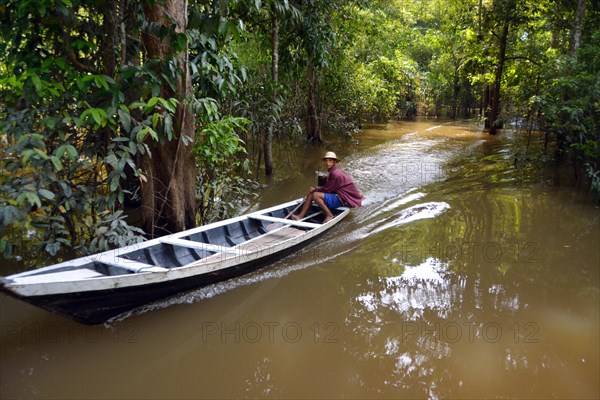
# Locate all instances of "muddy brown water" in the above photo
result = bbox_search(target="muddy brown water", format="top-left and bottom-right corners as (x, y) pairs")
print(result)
(1, 119), (598, 399)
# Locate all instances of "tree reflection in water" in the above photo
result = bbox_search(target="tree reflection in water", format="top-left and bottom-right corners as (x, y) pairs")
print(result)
(336, 139), (598, 397)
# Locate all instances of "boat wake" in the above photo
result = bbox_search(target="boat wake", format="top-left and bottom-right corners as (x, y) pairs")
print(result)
(111, 201), (449, 324)
(367, 201), (450, 235)
(107, 273), (271, 325)
(107, 239), (360, 325)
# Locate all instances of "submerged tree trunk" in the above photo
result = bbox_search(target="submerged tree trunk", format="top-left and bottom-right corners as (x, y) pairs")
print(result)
(140, 0), (197, 237)
(306, 62), (321, 142)
(451, 63), (460, 119)
(264, 10), (279, 177)
(489, 18), (509, 135)
(483, 85), (491, 128)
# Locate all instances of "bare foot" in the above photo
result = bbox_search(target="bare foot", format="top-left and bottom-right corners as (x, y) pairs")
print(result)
(323, 215), (333, 223)
(291, 214), (302, 221)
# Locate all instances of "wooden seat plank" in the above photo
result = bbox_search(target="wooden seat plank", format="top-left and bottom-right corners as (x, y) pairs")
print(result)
(161, 237), (248, 255)
(248, 215), (320, 229)
(99, 256), (169, 273)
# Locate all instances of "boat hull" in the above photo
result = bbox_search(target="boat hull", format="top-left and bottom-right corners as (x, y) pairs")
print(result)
(2, 237), (315, 324)
(1, 200), (348, 324)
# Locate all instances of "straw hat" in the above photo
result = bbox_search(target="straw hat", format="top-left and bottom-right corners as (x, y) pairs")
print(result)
(322, 151), (340, 162)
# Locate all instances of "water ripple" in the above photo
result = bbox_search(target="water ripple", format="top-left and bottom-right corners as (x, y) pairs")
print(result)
(368, 201), (450, 235)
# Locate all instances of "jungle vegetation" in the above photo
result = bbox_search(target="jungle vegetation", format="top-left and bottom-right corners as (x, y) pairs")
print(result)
(1, 0), (598, 264)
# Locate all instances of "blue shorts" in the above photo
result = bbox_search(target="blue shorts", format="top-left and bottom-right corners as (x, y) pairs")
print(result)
(324, 193), (343, 209)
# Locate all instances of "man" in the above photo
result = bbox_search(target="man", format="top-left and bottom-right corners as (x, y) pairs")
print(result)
(292, 151), (362, 223)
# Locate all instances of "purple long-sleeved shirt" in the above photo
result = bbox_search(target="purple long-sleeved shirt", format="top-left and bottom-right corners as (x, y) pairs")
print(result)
(316, 166), (362, 208)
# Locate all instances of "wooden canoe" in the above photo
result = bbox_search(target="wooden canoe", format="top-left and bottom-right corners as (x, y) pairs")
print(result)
(0, 200), (349, 325)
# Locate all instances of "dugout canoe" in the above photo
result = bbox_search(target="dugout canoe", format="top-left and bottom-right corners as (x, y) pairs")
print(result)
(0, 199), (349, 325)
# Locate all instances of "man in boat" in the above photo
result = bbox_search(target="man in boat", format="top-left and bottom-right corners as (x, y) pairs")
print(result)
(292, 151), (362, 223)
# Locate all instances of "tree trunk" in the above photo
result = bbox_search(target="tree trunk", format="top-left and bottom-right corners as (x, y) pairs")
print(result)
(550, 0), (563, 49)
(451, 63), (460, 119)
(306, 62), (321, 142)
(489, 18), (509, 135)
(100, 0), (117, 77)
(99, 0), (119, 189)
(140, 0), (197, 237)
(483, 84), (491, 128)
(264, 10), (279, 177)
(121, 0), (144, 209)
(569, 0), (586, 57)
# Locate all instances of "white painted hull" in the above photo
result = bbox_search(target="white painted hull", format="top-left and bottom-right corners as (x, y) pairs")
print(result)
(0, 200), (349, 324)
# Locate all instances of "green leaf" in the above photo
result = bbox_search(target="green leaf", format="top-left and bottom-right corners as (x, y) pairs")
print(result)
(55, 144), (66, 157)
(164, 114), (173, 140)
(129, 101), (146, 109)
(110, 175), (120, 192)
(159, 98), (177, 113)
(128, 140), (137, 155)
(79, 108), (95, 126)
(38, 188), (56, 200)
(33, 148), (49, 160)
(137, 126), (158, 142)
(25, 192), (42, 208)
(137, 126), (149, 142)
(91, 109), (102, 126)
(148, 127), (158, 141)
(65, 145), (78, 160)
(59, 181), (72, 198)
(94, 75), (109, 90)
(145, 97), (159, 113)
(31, 74), (42, 91)
(44, 117), (57, 129)
(177, 33), (187, 51)
(2, 205), (21, 225)
(45, 242), (61, 256)
(22, 149), (34, 162)
(118, 108), (132, 132)
(50, 156), (63, 171)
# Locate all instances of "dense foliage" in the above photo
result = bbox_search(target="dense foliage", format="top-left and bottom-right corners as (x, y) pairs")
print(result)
(1, 0), (598, 265)
(537, 33), (600, 195)
(0, 0), (147, 259)
(0, 0), (254, 263)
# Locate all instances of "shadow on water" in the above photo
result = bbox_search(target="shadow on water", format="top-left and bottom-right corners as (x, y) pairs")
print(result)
(1, 118), (599, 399)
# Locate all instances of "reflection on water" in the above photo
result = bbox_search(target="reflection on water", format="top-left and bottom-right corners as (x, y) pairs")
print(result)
(1, 119), (598, 399)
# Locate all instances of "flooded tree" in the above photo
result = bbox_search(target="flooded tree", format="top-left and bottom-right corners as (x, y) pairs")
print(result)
(139, 0), (197, 236)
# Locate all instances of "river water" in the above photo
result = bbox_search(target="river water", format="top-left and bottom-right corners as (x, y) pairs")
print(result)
(1, 119), (598, 399)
